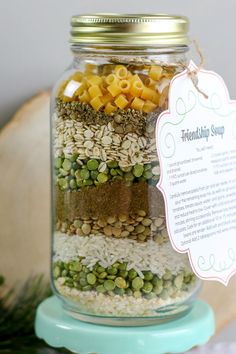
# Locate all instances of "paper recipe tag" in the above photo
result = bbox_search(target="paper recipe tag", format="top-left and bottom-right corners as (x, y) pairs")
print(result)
(156, 61), (236, 285)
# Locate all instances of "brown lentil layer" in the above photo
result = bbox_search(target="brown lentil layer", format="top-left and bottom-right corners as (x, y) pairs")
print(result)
(56, 212), (168, 244)
(55, 181), (165, 221)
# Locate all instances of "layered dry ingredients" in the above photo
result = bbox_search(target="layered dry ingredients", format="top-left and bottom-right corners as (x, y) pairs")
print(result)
(52, 62), (197, 317)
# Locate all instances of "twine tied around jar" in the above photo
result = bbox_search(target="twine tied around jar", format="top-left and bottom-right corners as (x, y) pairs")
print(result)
(109, 40), (209, 99)
(181, 40), (209, 100)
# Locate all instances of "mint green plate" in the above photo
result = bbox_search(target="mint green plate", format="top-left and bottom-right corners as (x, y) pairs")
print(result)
(35, 296), (215, 354)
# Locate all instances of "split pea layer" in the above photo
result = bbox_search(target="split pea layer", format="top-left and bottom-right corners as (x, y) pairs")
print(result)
(56, 156), (160, 191)
(53, 260), (196, 300)
(56, 181), (165, 221)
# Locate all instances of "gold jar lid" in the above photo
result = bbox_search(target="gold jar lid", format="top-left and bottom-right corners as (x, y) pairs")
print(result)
(70, 13), (189, 46)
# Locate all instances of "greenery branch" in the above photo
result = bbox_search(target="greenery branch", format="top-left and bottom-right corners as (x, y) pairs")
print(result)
(0, 275), (70, 354)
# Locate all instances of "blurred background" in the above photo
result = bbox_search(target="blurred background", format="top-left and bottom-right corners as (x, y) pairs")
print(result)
(1, 1), (236, 353)
(0, 0), (236, 128)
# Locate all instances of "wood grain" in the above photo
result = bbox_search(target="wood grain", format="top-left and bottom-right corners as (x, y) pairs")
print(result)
(0, 92), (235, 332)
(200, 281), (236, 332)
(0, 92), (51, 286)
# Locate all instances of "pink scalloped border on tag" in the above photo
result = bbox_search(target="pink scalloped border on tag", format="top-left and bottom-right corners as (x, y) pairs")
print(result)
(156, 61), (236, 285)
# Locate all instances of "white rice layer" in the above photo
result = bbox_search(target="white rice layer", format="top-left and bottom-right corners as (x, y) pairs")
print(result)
(53, 233), (191, 278)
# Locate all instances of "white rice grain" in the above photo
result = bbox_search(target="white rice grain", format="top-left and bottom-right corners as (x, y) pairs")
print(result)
(53, 233), (191, 277)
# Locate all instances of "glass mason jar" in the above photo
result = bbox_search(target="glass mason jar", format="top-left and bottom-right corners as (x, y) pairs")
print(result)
(51, 14), (201, 325)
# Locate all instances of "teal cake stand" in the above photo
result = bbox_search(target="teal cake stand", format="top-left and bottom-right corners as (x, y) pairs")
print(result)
(35, 296), (215, 354)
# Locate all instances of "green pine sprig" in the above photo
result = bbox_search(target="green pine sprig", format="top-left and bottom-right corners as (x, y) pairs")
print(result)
(0, 275), (70, 354)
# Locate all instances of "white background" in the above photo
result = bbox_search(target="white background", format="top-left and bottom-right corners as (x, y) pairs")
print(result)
(0, 0), (236, 127)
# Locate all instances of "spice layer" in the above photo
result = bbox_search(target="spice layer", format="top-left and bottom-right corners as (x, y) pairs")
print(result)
(52, 61), (196, 320)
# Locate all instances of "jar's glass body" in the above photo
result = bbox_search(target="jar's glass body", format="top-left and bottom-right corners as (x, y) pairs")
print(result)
(51, 45), (201, 325)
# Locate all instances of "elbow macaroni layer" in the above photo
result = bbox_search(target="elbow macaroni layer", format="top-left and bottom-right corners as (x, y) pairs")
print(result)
(58, 64), (173, 113)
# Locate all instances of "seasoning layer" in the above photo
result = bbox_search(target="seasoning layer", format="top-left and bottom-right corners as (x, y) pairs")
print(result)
(52, 61), (197, 319)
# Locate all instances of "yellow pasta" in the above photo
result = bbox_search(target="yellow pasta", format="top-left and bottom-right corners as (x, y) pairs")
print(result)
(131, 74), (143, 84)
(62, 96), (73, 103)
(127, 71), (133, 80)
(85, 63), (97, 74)
(90, 96), (104, 111)
(141, 86), (156, 101)
(126, 93), (135, 103)
(57, 80), (68, 97)
(70, 71), (83, 82)
(115, 65), (128, 79)
(149, 66), (163, 81)
(86, 75), (103, 86)
(104, 102), (118, 114)
(119, 80), (131, 94)
(79, 90), (90, 103)
(130, 80), (144, 97)
(152, 91), (160, 105)
(131, 97), (145, 111)
(58, 63), (167, 110)
(88, 85), (103, 99)
(145, 77), (157, 88)
(159, 86), (169, 109)
(100, 82), (108, 94)
(143, 100), (157, 113)
(105, 74), (118, 86)
(107, 81), (122, 97)
(101, 93), (113, 105)
(81, 77), (90, 89)
(114, 94), (129, 109)
(139, 74), (148, 83)
(101, 75), (107, 82)
(75, 83), (87, 96)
